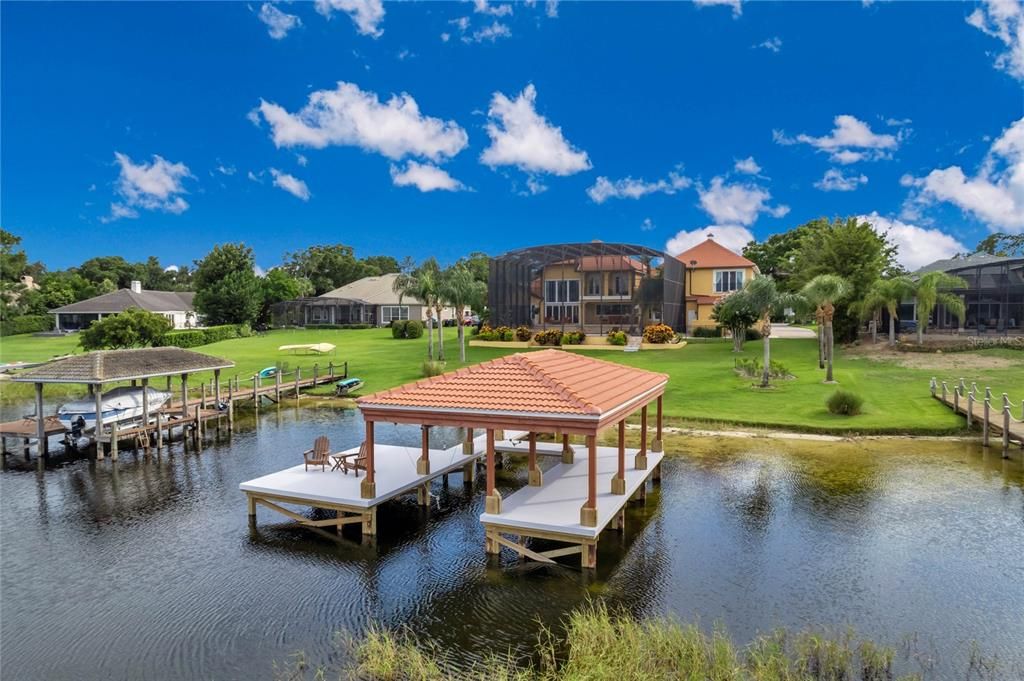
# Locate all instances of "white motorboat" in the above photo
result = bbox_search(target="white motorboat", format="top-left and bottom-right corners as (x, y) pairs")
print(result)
(57, 386), (173, 434)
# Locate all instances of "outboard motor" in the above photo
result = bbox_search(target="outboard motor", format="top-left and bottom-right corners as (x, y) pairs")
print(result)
(71, 415), (86, 439)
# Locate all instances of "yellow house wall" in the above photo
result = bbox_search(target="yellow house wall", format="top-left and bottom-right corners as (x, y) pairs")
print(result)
(686, 265), (756, 329)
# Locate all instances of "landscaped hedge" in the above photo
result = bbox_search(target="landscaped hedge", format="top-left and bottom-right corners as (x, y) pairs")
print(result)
(515, 325), (532, 341)
(642, 324), (675, 344)
(693, 326), (723, 338)
(897, 336), (1024, 353)
(391, 319), (424, 338)
(560, 331), (586, 345)
(306, 323), (373, 330)
(155, 323), (252, 348)
(533, 329), (562, 346)
(0, 314), (54, 336)
(607, 330), (628, 345)
(477, 325), (514, 341)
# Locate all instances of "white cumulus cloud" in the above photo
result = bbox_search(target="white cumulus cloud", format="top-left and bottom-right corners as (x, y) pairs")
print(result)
(774, 114), (902, 163)
(665, 225), (754, 257)
(270, 168), (311, 201)
(966, 0), (1024, 81)
(697, 176), (788, 226)
(105, 152), (192, 221)
(256, 81), (468, 162)
(901, 116), (1024, 232)
(545, 0), (559, 17)
(464, 21), (511, 43)
(473, 0), (513, 16)
(480, 84), (591, 177)
(314, 0), (384, 37)
(390, 161), (465, 192)
(858, 212), (966, 271)
(734, 156), (762, 174)
(586, 170), (690, 203)
(258, 3), (301, 39)
(814, 168), (868, 192)
(693, 0), (742, 18)
(754, 37), (782, 52)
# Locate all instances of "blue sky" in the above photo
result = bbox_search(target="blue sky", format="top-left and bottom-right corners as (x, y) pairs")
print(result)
(2, 0), (1022, 272)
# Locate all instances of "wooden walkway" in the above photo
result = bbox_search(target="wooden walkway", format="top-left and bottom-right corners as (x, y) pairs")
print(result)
(931, 378), (1024, 454)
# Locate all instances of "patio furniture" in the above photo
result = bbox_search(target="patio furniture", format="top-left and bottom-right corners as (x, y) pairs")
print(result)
(303, 436), (331, 471)
(332, 443), (368, 476)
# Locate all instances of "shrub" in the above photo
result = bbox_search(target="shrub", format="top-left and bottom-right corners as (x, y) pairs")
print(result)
(744, 328), (762, 341)
(391, 320), (408, 339)
(81, 308), (173, 350)
(476, 324), (495, 341)
(643, 324), (675, 344)
(155, 323), (253, 348)
(421, 360), (446, 377)
(404, 319), (424, 338)
(533, 329), (562, 346)
(827, 390), (864, 415)
(514, 325), (532, 342)
(493, 325), (513, 341)
(734, 357), (792, 380)
(692, 326), (722, 338)
(561, 331), (585, 345)
(299, 323), (372, 330)
(0, 314), (54, 336)
(607, 330), (628, 346)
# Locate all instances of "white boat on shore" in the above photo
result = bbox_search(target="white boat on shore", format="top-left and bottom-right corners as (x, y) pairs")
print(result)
(57, 386), (173, 434)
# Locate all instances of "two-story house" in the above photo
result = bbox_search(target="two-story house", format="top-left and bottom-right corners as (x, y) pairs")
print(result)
(532, 255), (659, 331)
(674, 236), (759, 332)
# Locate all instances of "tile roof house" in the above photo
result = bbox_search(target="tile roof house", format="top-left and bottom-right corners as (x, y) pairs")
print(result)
(272, 272), (460, 328)
(50, 280), (196, 331)
(909, 253), (1024, 334)
(674, 236), (759, 330)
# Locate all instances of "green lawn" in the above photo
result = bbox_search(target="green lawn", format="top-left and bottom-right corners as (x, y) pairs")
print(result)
(2, 328), (1021, 434)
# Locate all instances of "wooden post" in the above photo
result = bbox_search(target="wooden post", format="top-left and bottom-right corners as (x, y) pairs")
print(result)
(462, 427), (476, 483)
(652, 395), (663, 452)
(95, 384), (105, 460)
(156, 411), (163, 450)
(360, 420), (376, 499)
(247, 493), (256, 518)
(580, 434), (597, 527)
(180, 374), (189, 417)
(930, 377), (937, 397)
(636, 405), (649, 469)
(313, 363), (319, 387)
(954, 385), (960, 413)
(941, 381), (948, 401)
(194, 405), (203, 448)
(34, 383), (47, 457)
(166, 375), (172, 391)
(463, 427), (475, 454)
(275, 371), (281, 402)
(294, 367), (301, 397)
(328, 362), (335, 379)
(214, 369), (221, 406)
(227, 383), (235, 432)
(561, 433), (574, 464)
(527, 432), (542, 486)
(484, 428), (501, 514)
(611, 420), (626, 494)
(418, 425), (431, 475)
(201, 382), (207, 410)
(253, 374), (259, 405)
(967, 389), (974, 427)
(983, 397), (991, 447)
(110, 421), (119, 461)
(1002, 405), (1011, 458)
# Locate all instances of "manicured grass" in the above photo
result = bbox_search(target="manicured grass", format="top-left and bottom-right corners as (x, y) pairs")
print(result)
(3, 328), (1021, 434)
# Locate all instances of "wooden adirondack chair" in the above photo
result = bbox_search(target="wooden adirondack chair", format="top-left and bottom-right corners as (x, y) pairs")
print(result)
(303, 436), (331, 471)
(336, 442), (368, 476)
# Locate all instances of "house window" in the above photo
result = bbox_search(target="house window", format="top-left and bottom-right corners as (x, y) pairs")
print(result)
(545, 304), (579, 324)
(545, 279), (580, 302)
(586, 273), (602, 296)
(380, 306), (409, 324)
(612, 273), (629, 295)
(714, 270), (744, 293)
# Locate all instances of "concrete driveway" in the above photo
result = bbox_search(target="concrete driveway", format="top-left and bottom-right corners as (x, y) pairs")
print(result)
(771, 323), (817, 339)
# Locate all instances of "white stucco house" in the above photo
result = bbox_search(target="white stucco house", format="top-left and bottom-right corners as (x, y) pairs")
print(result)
(50, 280), (197, 331)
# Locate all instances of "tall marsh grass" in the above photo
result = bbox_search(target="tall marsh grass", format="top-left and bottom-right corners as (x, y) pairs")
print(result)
(274, 603), (938, 680)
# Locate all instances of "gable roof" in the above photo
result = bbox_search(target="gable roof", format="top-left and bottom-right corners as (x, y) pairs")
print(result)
(50, 289), (195, 314)
(319, 273), (421, 305)
(674, 238), (755, 269)
(13, 347), (233, 384)
(915, 252), (1023, 275)
(358, 349), (667, 428)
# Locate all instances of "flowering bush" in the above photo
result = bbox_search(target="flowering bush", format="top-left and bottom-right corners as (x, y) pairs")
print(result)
(607, 330), (628, 346)
(642, 324), (675, 344)
(534, 329), (563, 346)
(515, 325), (532, 341)
(561, 331), (585, 345)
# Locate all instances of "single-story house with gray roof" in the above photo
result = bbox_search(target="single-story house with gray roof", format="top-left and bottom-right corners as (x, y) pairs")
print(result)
(50, 280), (197, 331)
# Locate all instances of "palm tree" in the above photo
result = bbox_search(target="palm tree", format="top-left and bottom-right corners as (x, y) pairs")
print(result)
(859, 276), (914, 346)
(800, 274), (849, 383)
(392, 264), (439, 360)
(440, 264), (486, 362)
(745, 276), (801, 388)
(910, 271), (967, 344)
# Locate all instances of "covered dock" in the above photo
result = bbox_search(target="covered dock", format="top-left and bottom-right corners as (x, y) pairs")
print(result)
(356, 349), (669, 568)
(11, 347), (234, 459)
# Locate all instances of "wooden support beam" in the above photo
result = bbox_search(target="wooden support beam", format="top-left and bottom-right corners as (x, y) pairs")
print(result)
(417, 425), (431, 475)
(580, 434), (597, 527)
(527, 432), (542, 486)
(180, 373), (189, 418)
(110, 422), (119, 461)
(561, 433), (574, 464)
(362, 508), (376, 536)
(652, 395), (664, 452)
(34, 383), (47, 457)
(582, 541), (597, 569)
(155, 411), (163, 450)
(485, 429), (502, 513)
(635, 405), (649, 470)
(95, 384), (105, 460)
(214, 369), (221, 407)
(492, 533), (556, 564)
(539, 545), (584, 560)
(361, 420), (376, 499)
(611, 419), (626, 494)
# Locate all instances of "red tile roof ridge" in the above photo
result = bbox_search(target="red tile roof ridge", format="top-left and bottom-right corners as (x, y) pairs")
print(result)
(510, 350), (597, 414)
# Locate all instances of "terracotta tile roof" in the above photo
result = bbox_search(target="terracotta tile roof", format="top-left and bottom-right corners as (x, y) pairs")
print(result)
(576, 255), (646, 272)
(674, 238), (755, 269)
(13, 347), (234, 384)
(357, 349), (667, 418)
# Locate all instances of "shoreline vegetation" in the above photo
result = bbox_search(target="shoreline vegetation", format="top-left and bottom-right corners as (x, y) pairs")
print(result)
(273, 603), (985, 681)
(2, 327), (1021, 437)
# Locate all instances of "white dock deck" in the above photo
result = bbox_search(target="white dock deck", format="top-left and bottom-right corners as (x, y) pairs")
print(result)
(481, 442), (663, 540)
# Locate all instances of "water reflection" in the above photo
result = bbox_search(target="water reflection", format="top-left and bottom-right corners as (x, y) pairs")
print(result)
(1, 408), (1022, 680)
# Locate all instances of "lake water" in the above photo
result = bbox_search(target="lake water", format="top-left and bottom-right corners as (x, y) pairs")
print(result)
(1, 404), (1022, 680)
